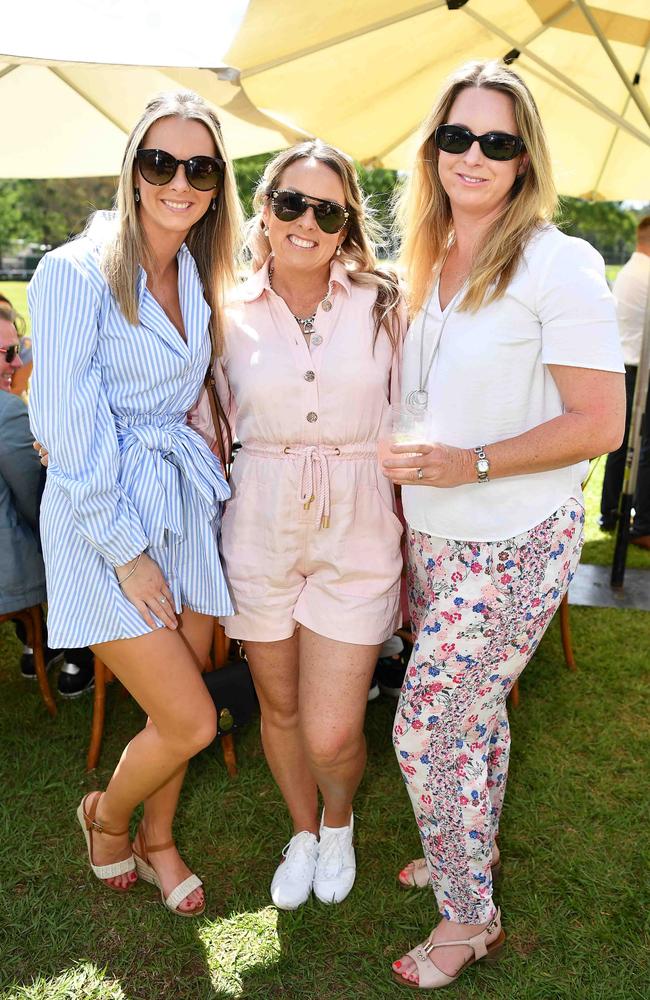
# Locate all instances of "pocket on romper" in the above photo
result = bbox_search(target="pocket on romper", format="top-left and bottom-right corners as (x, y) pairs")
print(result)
(221, 456), (295, 573)
(335, 485), (403, 598)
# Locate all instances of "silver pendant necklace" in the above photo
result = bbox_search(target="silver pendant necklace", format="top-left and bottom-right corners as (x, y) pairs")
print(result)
(268, 261), (328, 337)
(405, 278), (466, 414)
(294, 312), (317, 335)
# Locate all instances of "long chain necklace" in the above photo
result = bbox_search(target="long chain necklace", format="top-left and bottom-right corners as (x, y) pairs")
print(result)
(268, 262), (326, 336)
(404, 243), (469, 413)
(405, 281), (466, 413)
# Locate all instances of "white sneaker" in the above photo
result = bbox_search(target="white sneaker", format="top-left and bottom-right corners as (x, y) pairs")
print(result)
(270, 831), (319, 910)
(313, 812), (356, 904)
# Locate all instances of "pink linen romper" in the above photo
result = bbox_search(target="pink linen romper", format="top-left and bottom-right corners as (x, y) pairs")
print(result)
(217, 258), (404, 644)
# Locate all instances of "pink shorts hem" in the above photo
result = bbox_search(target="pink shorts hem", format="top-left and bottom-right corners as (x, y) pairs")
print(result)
(221, 615), (297, 643)
(221, 599), (400, 647)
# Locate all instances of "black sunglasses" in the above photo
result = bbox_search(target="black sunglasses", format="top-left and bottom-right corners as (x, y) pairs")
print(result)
(0, 344), (20, 363)
(268, 189), (350, 235)
(435, 124), (525, 161)
(136, 148), (224, 191)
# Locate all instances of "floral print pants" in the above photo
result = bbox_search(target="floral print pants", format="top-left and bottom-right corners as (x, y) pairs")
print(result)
(393, 500), (584, 924)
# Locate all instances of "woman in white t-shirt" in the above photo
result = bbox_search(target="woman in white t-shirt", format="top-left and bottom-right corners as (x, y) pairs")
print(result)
(384, 61), (625, 990)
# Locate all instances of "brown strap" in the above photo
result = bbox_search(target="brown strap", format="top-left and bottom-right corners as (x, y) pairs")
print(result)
(145, 839), (176, 854)
(204, 369), (232, 482)
(132, 826), (175, 863)
(83, 793), (128, 837)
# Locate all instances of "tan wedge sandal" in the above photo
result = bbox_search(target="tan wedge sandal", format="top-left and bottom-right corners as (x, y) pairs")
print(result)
(398, 854), (501, 889)
(76, 792), (136, 891)
(391, 908), (506, 990)
(132, 828), (205, 918)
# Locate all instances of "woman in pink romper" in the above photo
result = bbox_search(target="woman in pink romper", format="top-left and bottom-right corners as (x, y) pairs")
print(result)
(213, 142), (405, 908)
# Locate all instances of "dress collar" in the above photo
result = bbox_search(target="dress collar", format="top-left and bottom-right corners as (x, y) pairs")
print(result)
(235, 255), (353, 304)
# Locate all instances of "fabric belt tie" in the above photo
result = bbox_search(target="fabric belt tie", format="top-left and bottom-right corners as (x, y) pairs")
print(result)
(242, 442), (376, 530)
(117, 419), (230, 547)
(287, 444), (339, 529)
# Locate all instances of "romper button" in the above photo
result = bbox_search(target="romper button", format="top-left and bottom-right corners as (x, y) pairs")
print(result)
(306, 411), (318, 423)
(304, 370), (316, 382)
(322, 299), (332, 312)
(311, 334), (323, 346)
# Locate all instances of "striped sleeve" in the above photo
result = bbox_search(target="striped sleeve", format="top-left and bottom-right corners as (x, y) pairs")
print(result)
(28, 252), (149, 566)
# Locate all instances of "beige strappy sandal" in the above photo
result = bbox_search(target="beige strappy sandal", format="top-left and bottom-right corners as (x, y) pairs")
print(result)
(398, 854), (501, 889)
(391, 908), (506, 990)
(132, 828), (205, 918)
(76, 792), (136, 891)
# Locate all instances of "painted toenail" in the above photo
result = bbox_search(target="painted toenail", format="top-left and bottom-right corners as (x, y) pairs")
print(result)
(394, 961), (401, 968)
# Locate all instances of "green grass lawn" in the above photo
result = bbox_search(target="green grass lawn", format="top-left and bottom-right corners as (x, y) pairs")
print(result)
(1, 474), (649, 999)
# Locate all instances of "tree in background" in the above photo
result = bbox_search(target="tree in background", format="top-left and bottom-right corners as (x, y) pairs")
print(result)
(0, 163), (646, 268)
(5, 178), (117, 246)
(0, 182), (24, 268)
(557, 197), (640, 263)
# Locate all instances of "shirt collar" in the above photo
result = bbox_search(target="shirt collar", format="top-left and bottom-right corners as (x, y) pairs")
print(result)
(235, 255), (353, 304)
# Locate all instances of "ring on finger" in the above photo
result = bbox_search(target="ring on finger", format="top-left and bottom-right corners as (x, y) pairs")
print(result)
(416, 467), (424, 480)
(159, 595), (167, 604)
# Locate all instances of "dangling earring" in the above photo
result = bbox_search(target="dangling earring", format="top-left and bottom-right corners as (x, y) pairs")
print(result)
(335, 244), (342, 256)
(263, 226), (270, 238)
(211, 198), (217, 212)
(134, 187), (140, 204)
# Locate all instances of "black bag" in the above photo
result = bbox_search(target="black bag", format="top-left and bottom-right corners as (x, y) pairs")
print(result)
(203, 661), (257, 737)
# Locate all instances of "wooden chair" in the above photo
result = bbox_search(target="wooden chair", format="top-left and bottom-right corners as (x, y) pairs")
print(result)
(87, 621), (238, 774)
(1, 605), (57, 717)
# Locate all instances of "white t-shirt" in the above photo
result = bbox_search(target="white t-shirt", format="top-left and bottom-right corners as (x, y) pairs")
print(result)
(401, 225), (625, 542)
(612, 251), (650, 366)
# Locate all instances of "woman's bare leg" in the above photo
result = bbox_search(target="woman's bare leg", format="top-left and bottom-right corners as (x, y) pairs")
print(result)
(133, 609), (215, 911)
(298, 627), (379, 827)
(244, 632), (319, 835)
(87, 612), (217, 898)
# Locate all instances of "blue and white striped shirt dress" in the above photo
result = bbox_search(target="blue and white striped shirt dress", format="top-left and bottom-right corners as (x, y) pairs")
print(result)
(28, 221), (232, 648)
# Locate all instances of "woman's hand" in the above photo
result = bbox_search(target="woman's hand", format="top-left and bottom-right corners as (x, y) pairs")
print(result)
(382, 442), (475, 488)
(115, 552), (177, 630)
(33, 440), (49, 467)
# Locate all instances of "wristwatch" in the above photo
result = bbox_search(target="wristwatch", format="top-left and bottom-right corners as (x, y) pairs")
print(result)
(474, 445), (490, 484)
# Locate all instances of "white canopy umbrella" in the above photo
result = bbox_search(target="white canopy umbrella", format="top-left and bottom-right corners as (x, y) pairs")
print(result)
(225, 0), (650, 200)
(0, 0), (307, 178)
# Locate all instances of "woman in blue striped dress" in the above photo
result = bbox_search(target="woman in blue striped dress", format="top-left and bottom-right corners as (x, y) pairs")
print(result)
(28, 91), (241, 916)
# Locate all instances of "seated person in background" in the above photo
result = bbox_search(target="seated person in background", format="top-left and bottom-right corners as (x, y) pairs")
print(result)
(0, 293), (32, 399)
(0, 305), (94, 696)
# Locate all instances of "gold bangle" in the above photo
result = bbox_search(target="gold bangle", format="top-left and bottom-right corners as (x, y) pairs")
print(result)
(116, 552), (143, 586)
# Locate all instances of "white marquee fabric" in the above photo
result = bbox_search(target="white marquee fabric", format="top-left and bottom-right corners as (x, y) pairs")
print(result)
(226, 0), (650, 200)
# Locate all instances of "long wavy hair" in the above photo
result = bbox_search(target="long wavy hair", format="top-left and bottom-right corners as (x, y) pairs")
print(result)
(398, 60), (557, 315)
(102, 90), (243, 358)
(247, 141), (402, 350)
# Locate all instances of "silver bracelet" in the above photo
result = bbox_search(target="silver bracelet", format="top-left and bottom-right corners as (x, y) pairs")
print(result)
(116, 552), (143, 586)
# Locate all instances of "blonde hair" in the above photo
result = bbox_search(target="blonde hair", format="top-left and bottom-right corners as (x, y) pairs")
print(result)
(398, 60), (557, 315)
(102, 90), (243, 357)
(247, 141), (402, 350)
